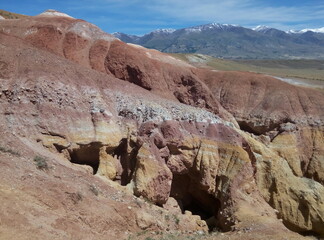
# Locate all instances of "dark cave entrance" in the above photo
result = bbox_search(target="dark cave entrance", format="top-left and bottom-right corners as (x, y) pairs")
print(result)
(69, 142), (101, 174)
(237, 121), (261, 135)
(65, 138), (138, 185)
(170, 174), (221, 231)
(110, 138), (139, 186)
(182, 195), (216, 220)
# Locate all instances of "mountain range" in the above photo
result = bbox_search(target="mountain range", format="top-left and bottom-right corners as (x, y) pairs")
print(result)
(113, 24), (324, 59)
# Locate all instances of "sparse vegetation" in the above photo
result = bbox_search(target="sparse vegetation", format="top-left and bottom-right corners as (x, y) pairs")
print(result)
(66, 191), (83, 204)
(173, 214), (180, 225)
(128, 231), (209, 240)
(136, 230), (149, 236)
(145, 237), (154, 240)
(0, 145), (20, 156)
(0, 9), (27, 19)
(33, 155), (49, 170)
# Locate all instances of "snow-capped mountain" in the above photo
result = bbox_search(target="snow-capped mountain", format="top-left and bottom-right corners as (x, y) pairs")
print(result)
(183, 23), (239, 33)
(253, 25), (324, 34)
(113, 23), (324, 59)
(151, 28), (176, 34)
(287, 27), (324, 34)
(252, 25), (270, 31)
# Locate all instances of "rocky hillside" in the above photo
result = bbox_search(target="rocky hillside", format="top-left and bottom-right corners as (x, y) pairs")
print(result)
(0, 10), (323, 239)
(0, 9), (27, 19)
(113, 23), (324, 59)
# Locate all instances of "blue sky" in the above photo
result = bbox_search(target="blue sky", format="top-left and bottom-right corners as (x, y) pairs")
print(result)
(2, 0), (324, 35)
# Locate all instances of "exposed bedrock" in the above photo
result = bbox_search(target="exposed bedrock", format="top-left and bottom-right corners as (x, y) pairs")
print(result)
(242, 131), (324, 235)
(25, 91), (323, 235)
(35, 106), (324, 235)
(0, 15), (236, 125)
(0, 15), (324, 237)
(39, 117), (265, 232)
(268, 127), (324, 184)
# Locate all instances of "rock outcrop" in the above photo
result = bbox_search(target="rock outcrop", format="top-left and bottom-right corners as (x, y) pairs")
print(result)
(0, 12), (323, 239)
(196, 70), (324, 133)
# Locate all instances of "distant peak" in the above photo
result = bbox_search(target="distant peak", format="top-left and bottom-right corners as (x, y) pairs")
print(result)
(253, 25), (271, 32)
(287, 27), (324, 34)
(208, 23), (239, 28)
(152, 28), (176, 34)
(184, 23), (239, 33)
(112, 32), (123, 36)
(38, 9), (74, 19)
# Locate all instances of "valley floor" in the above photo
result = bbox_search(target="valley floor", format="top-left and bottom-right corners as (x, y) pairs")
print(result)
(171, 54), (324, 90)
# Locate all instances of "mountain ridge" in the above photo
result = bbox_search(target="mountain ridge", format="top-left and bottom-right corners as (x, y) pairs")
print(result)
(113, 23), (324, 59)
(115, 23), (324, 38)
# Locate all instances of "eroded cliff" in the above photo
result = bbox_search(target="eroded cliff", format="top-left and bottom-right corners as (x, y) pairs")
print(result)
(0, 11), (323, 239)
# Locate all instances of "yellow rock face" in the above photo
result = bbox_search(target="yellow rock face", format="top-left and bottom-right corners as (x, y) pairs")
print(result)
(96, 147), (117, 180)
(168, 135), (252, 195)
(40, 135), (70, 149)
(68, 120), (124, 146)
(301, 128), (324, 184)
(269, 127), (324, 185)
(133, 143), (173, 205)
(270, 132), (302, 176)
(242, 130), (324, 235)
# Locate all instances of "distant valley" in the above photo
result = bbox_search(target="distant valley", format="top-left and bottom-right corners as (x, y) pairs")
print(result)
(171, 53), (324, 80)
(171, 53), (324, 92)
(113, 23), (324, 59)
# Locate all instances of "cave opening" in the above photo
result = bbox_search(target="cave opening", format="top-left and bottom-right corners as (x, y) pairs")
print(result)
(64, 137), (139, 185)
(110, 138), (139, 186)
(53, 143), (65, 153)
(170, 174), (221, 231)
(69, 142), (101, 174)
(238, 121), (262, 135)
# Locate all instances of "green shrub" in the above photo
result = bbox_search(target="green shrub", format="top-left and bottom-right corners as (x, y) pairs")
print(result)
(0, 145), (20, 156)
(33, 155), (49, 170)
(145, 237), (154, 240)
(173, 214), (180, 225)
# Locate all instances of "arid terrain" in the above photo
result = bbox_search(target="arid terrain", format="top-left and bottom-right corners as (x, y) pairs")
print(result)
(0, 10), (323, 240)
(171, 54), (324, 88)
